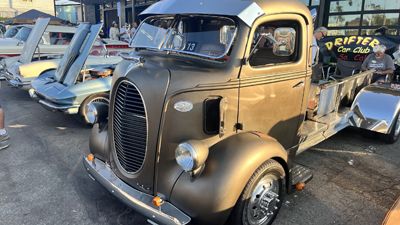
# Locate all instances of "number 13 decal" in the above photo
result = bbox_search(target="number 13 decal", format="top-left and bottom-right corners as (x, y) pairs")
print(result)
(185, 42), (197, 52)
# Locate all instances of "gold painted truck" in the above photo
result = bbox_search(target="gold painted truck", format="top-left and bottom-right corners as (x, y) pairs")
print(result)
(83, 0), (400, 225)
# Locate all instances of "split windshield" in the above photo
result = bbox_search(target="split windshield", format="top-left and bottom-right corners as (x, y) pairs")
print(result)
(14, 27), (32, 42)
(130, 15), (237, 59)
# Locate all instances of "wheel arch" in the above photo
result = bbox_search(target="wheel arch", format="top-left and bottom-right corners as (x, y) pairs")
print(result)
(169, 131), (288, 225)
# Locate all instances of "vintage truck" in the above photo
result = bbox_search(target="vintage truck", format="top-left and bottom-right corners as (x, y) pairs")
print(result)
(83, 0), (400, 225)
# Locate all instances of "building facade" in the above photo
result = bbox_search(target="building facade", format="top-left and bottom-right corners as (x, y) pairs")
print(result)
(0, 0), (55, 19)
(301, 0), (400, 36)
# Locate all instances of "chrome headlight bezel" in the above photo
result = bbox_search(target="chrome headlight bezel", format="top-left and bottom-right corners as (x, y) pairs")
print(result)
(85, 102), (109, 125)
(86, 103), (98, 125)
(175, 140), (209, 173)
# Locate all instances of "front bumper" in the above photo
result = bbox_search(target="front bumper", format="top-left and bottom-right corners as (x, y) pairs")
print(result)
(0, 70), (30, 89)
(38, 99), (80, 114)
(83, 157), (191, 225)
(0, 69), (13, 81)
(29, 89), (80, 114)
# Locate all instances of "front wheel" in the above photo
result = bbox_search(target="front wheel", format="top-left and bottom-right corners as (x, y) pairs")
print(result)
(383, 113), (400, 144)
(230, 159), (285, 225)
(80, 93), (109, 125)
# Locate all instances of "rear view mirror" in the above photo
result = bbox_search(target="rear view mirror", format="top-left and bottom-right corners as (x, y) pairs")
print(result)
(273, 27), (296, 56)
(165, 29), (185, 51)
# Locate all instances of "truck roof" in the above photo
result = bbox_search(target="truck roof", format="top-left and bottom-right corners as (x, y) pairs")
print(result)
(140, 0), (312, 27)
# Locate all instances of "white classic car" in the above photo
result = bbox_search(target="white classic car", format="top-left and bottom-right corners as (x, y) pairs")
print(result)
(0, 23), (76, 59)
(0, 19), (126, 92)
(0, 22), (130, 60)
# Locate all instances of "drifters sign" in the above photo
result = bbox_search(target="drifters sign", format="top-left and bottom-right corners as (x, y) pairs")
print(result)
(322, 36), (400, 62)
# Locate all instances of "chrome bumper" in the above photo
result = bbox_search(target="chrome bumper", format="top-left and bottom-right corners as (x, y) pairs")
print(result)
(0, 69), (12, 81)
(83, 157), (191, 225)
(37, 98), (79, 114)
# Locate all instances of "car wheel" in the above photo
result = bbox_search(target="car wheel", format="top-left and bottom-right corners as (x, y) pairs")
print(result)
(80, 93), (109, 125)
(383, 113), (400, 144)
(229, 159), (285, 225)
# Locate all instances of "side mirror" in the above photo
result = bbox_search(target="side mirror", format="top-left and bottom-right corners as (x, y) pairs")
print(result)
(273, 27), (296, 56)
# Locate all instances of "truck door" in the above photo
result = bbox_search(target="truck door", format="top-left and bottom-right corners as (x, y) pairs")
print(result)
(238, 14), (309, 150)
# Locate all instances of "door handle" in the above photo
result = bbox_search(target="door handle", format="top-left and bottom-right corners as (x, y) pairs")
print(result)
(219, 97), (228, 137)
(293, 81), (305, 88)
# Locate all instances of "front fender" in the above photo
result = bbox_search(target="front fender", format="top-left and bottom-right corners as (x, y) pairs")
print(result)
(19, 59), (58, 78)
(351, 84), (400, 134)
(67, 77), (112, 104)
(170, 132), (288, 225)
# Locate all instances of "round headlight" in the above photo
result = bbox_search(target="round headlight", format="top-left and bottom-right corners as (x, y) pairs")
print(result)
(28, 88), (37, 99)
(175, 140), (209, 172)
(86, 103), (98, 124)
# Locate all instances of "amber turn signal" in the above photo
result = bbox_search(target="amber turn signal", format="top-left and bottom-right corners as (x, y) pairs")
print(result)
(152, 196), (164, 207)
(295, 182), (306, 191)
(87, 154), (95, 162)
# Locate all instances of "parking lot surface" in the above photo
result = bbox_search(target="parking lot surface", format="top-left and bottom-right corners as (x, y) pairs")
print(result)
(1, 82), (399, 225)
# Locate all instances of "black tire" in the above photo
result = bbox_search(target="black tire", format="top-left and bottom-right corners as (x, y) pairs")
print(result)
(383, 113), (400, 144)
(79, 93), (109, 125)
(229, 159), (285, 225)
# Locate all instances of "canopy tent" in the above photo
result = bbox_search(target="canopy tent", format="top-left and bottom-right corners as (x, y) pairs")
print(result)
(5, 9), (71, 25)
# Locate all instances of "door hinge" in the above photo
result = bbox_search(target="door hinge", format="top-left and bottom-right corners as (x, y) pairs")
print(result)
(235, 123), (244, 131)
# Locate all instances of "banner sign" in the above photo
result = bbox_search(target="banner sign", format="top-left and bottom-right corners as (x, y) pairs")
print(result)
(321, 36), (400, 62)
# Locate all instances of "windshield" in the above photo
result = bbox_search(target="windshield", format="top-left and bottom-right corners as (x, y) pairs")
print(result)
(131, 15), (237, 59)
(14, 27), (32, 42)
(4, 27), (19, 38)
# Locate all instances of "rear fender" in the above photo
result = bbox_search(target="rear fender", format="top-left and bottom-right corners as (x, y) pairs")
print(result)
(170, 132), (288, 225)
(350, 85), (400, 134)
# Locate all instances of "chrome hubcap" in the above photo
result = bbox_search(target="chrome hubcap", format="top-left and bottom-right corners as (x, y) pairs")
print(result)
(246, 176), (280, 225)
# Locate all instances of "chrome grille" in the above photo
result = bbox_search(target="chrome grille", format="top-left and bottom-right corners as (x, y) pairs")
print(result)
(113, 80), (147, 173)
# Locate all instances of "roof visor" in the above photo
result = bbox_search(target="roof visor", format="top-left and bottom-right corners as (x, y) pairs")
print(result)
(139, 0), (265, 27)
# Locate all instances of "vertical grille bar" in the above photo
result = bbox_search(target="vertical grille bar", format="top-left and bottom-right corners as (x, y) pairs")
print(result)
(113, 80), (147, 173)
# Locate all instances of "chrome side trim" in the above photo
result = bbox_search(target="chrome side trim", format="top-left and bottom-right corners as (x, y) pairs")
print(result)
(83, 157), (191, 225)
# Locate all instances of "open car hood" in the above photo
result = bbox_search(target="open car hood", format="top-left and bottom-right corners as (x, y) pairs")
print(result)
(19, 18), (50, 64)
(54, 23), (102, 86)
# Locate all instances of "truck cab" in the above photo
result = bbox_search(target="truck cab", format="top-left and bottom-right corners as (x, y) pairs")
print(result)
(83, 0), (400, 225)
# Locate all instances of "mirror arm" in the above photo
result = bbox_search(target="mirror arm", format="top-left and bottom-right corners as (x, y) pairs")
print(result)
(311, 45), (320, 67)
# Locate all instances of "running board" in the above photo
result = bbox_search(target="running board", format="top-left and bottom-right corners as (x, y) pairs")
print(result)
(290, 164), (313, 189)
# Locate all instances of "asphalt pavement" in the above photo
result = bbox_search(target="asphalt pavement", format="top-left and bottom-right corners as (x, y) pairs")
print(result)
(1, 82), (399, 225)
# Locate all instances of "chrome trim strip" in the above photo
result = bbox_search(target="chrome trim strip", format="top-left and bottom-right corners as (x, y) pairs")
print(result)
(83, 157), (191, 225)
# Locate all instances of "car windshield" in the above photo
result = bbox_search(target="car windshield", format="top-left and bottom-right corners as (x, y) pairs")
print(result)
(130, 15), (237, 59)
(14, 27), (32, 42)
(4, 27), (19, 38)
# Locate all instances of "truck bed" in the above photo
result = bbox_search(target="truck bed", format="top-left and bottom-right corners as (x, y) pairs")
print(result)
(298, 70), (374, 153)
